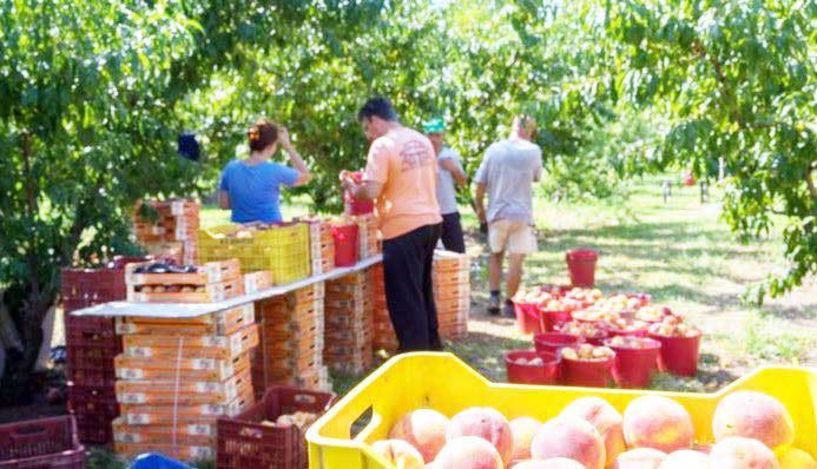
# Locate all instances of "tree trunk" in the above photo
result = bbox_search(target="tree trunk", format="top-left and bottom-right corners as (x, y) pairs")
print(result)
(0, 287), (54, 405)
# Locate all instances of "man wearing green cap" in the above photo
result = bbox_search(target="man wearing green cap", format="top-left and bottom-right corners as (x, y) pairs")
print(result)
(424, 117), (467, 253)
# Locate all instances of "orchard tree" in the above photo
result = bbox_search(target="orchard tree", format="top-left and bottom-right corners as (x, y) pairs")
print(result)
(604, 0), (817, 300)
(0, 0), (385, 400)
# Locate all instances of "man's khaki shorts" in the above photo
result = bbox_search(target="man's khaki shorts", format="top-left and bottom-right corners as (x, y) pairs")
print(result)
(488, 219), (537, 254)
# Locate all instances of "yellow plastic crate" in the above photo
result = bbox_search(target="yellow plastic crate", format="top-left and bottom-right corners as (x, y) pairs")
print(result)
(306, 352), (817, 468)
(198, 223), (310, 285)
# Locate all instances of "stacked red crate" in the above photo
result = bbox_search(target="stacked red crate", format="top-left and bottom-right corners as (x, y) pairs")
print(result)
(133, 199), (199, 265)
(113, 260), (255, 461)
(433, 251), (470, 340)
(61, 258), (144, 446)
(370, 264), (398, 353)
(251, 283), (330, 398)
(324, 271), (374, 374)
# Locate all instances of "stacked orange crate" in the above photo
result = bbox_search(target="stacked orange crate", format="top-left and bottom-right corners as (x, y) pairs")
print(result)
(324, 271), (374, 374)
(302, 218), (335, 275)
(433, 251), (470, 340)
(370, 264), (398, 353)
(251, 283), (331, 398)
(354, 214), (381, 260)
(133, 199), (199, 265)
(113, 259), (255, 461)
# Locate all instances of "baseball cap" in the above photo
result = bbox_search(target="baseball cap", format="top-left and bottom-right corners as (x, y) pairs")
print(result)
(422, 117), (446, 134)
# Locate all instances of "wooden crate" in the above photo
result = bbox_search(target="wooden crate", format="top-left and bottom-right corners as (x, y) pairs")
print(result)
(127, 277), (243, 303)
(122, 324), (259, 360)
(116, 370), (252, 406)
(115, 352), (251, 382)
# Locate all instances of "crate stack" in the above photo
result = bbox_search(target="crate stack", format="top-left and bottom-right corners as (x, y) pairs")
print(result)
(324, 271), (374, 374)
(112, 259), (256, 461)
(252, 283), (331, 398)
(303, 218), (335, 275)
(354, 214), (381, 260)
(133, 199), (199, 265)
(62, 259), (143, 446)
(199, 223), (310, 285)
(433, 251), (470, 340)
(370, 264), (398, 353)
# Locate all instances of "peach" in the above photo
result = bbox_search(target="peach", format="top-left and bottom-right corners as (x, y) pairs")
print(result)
(712, 391), (795, 450)
(391, 408), (450, 462)
(530, 417), (605, 469)
(446, 407), (513, 464)
(561, 397), (626, 466)
(709, 437), (780, 469)
(434, 436), (503, 469)
(658, 450), (710, 468)
(371, 439), (425, 469)
(622, 396), (694, 452)
(514, 458), (585, 468)
(614, 448), (668, 469)
(510, 417), (541, 461)
(779, 448), (817, 469)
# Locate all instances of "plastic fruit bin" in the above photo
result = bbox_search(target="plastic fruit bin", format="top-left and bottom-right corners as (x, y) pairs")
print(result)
(540, 309), (572, 332)
(513, 302), (541, 335)
(307, 352), (817, 468)
(217, 386), (335, 469)
(560, 351), (615, 388)
(604, 337), (662, 389)
(0, 416), (86, 468)
(533, 332), (583, 355)
(648, 331), (702, 377)
(565, 248), (598, 288)
(504, 350), (559, 385)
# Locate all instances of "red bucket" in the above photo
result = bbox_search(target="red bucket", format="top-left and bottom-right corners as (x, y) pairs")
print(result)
(504, 350), (560, 385)
(540, 310), (572, 332)
(331, 223), (359, 267)
(608, 321), (650, 338)
(533, 333), (583, 355)
(647, 332), (701, 377)
(604, 337), (661, 388)
(560, 352), (615, 387)
(566, 249), (598, 288)
(343, 171), (374, 215)
(514, 303), (543, 335)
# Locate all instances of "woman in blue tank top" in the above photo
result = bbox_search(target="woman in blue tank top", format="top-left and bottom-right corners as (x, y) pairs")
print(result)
(219, 119), (311, 223)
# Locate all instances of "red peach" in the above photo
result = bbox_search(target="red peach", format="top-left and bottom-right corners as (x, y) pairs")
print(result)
(614, 448), (668, 469)
(658, 450), (710, 468)
(709, 437), (780, 469)
(446, 407), (513, 465)
(510, 417), (541, 461)
(514, 458), (585, 468)
(712, 391), (795, 451)
(391, 408), (450, 462)
(433, 436), (504, 469)
(561, 397), (626, 466)
(622, 396), (694, 452)
(371, 439), (425, 469)
(530, 417), (605, 469)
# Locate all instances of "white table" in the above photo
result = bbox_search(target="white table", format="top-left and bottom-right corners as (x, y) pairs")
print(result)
(70, 255), (382, 319)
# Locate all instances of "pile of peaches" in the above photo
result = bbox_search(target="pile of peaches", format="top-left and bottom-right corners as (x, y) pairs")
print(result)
(369, 390), (810, 468)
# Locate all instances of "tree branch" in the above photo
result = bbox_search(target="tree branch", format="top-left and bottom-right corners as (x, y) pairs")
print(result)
(691, 39), (742, 125)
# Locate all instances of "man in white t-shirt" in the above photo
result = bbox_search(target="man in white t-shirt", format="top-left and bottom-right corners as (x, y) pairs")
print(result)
(474, 116), (543, 316)
(424, 117), (467, 253)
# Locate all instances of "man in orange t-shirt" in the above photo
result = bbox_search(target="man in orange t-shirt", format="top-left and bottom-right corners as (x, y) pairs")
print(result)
(342, 97), (443, 351)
